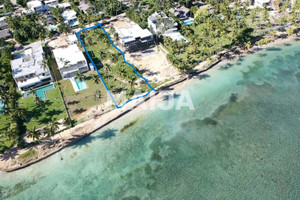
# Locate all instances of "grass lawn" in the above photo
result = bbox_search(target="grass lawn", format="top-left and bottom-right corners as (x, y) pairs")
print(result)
(0, 86), (66, 151)
(59, 71), (108, 119)
(19, 86), (68, 128)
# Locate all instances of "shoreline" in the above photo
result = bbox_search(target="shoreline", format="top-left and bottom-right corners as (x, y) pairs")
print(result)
(0, 35), (298, 173)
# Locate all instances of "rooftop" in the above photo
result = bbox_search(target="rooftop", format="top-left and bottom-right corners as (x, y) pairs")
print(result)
(58, 3), (71, 9)
(113, 18), (153, 44)
(52, 44), (86, 69)
(11, 42), (46, 78)
(27, 1), (43, 8)
(0, 29), (10, 39)
(169, 5), (190, 15)
(148, 10), (169, 22)
(62, 10), (77, 21)
(48, 34), (77, 48)
(0, 21), (8, 30)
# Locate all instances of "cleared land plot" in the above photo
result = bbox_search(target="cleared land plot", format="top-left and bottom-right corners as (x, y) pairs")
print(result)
(125, 47), (180, 84)
(77, 27), (154, 106)
(59, 71), (108, 119)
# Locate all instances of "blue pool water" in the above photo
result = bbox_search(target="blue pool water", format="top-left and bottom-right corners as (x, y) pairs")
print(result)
(49, 25), (57, 31)
(183, 19), (194, 25)
(176, 33), (188, 42)
(0, 101), (3, 113)
(69, 21), (78, 26)
(23, 84), (55, 100)
(35, 84), (55, 99)
(75, 79), (87, 90)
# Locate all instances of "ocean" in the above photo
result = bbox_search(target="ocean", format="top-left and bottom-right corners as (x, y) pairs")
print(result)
(0, 39), (300, 200)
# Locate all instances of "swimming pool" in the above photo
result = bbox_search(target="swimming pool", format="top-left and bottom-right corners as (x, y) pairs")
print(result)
(49, 25), (58, 31)
(35, 84), (55, 99)
(0, 101), (4, 114)
(75, 79), (87, 91)
(23, 84), (55, 100)
(69, 21), (79, 26)
(183, 19), (194, 25)
(175, 33), (188, 42)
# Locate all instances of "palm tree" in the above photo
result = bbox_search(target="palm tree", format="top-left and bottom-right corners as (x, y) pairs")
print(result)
(92, 74), (100, 84)
(63, 117), (72, 127)
(98, 49), (106, 60)
(94, 89), (102, 101)
(46, 117), (60, 140)
(246, 41), (251, 50)
(29, 88), (35, 96)
(287, 27), (294, 36)
(12, 107), (27, 122)
(75, 71), (85, 82)
(110, 53), (119, 62)
(27, 126), (41, 141)
(41, 57), (48, 71)
(59, 58), (70, 68)
(6, 122), (19, 144)
(34, 95), (43, 105)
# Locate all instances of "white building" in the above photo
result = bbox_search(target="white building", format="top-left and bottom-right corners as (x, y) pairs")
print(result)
(27, 1), (49, 12)
(254, 0), (271, 7)
(112, 18), (155, 52)
(62, 10), (78, 26)
(52, 38), (89, 79)
(45, 0), (59, 7)
(11, 42), (52, 91)
(148, 11), (188, 42)
(148, 11), (178, 35)
(58, 3), (71, 10)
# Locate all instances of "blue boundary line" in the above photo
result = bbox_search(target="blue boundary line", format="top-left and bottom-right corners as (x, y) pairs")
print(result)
(76, 23), (156, 109)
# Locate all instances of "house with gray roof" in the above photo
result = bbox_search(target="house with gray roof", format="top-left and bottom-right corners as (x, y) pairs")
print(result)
(169, 5), (191, 21)
(0, 29), (11, 40)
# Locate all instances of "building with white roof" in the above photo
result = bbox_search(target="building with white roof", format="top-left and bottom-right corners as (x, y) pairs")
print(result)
(11, 42), (52, 91)
(112, 18), (154, 52)
(27, 1), (49, 12)
(254, 0), (271, 7)
(45, 0), (59, 7)
(62, 10), (78, 26)
(148, 11), (187, 42)
(148, 11), (178, 35)
(58, 3), (71, 10)
(52, 37), (88, 79)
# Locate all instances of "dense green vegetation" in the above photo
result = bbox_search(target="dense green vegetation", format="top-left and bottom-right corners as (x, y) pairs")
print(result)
(158, 0), (300, 72)
(78, 27), (153, 101)
(7, 14), (50, 44)
(0, 0), (14, 13)
(87, 0), (124, 16)
(0, 46), (67, 152)
(0, 47), (25, 150)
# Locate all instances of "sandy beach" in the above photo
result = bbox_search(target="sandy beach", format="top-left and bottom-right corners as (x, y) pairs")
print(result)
(0, 35), (298, 172)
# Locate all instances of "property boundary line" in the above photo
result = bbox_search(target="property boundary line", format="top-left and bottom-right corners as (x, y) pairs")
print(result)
(76, 23), (156, 109)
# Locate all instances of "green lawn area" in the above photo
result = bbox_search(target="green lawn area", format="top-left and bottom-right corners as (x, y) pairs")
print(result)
(19, 86), (67, 128)
(0, 85), (67, 151)
(59, 71), (108, 119)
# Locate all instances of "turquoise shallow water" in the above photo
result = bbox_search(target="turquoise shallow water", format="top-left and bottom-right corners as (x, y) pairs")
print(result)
(1, 40), (300, 199)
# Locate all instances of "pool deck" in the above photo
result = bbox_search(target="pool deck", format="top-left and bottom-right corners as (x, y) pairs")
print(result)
(70, 77), (80, 92)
